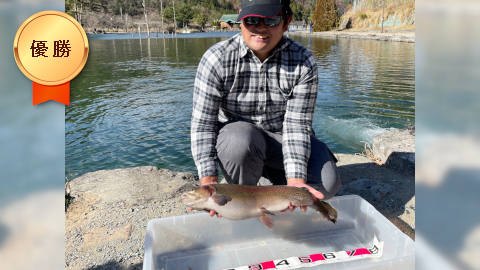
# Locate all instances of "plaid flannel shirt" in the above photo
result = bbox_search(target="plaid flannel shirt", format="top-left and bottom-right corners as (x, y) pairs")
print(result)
(191, 33), (318, 180)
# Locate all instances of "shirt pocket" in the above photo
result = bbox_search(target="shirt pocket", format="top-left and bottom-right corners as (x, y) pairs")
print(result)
(266, 86), (289, 114)
(277, 86), (293, 99)
(277, 63), (297, 99)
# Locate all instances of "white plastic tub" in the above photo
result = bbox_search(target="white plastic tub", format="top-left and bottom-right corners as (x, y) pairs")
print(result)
(143, 195), (415, 270)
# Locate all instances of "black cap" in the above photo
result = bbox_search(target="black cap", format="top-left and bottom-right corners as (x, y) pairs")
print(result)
(237, 0), (290, 22)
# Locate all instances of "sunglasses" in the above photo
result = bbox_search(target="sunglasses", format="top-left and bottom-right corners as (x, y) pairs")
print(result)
(243, 15), (286, 27)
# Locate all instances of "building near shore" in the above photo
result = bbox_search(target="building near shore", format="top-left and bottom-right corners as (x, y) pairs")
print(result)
(219, 14), (240, 29)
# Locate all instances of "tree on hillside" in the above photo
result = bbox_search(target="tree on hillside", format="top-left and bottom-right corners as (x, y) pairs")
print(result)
(110, 0), (143, 16)
(163, 4), (175, 23)
(312, 0), (340, 31)
(303, 8), (313, 22)
(176, 3), (195, 27)
(335, 0), (353, 15)
(202, 0), (219, 10)
(196, 13), (208, 29)
(65, 0), (77, 19)
(291, 1), (304, 21)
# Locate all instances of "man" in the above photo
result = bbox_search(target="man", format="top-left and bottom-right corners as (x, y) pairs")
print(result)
(191, 0), (342, 217)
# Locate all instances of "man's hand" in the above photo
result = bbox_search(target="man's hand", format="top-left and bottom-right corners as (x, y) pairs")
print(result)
(189, 176), (222, 218)
(200, 175), (218, 186)
(281, 178), (324, 213)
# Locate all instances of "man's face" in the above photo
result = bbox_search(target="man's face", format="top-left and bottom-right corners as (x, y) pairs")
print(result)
(241, 14), (292, 62)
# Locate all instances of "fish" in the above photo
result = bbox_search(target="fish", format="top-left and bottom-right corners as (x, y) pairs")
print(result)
(181, 184), (338, 230)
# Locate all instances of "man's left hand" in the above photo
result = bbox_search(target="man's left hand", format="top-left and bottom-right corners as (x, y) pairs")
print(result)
(282, 178), (324, 213)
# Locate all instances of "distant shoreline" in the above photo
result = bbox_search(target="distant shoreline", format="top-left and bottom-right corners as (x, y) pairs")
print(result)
(288, 30), (415, 43)
(88, 29), (415, 43)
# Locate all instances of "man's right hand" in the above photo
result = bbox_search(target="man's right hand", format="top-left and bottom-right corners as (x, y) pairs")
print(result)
(189, 176), (223, 218)
(200, 175), (218, 186)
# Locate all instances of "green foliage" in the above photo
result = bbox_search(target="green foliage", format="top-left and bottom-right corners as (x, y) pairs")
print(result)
(290, 2), (313, 22)
(291, 1), (304, 21)
(211, 19), (221, 27)
(359, 13), (367, 19)
(202, 0), (219, 10)
(111, 0), (142, 16)
(163, 4), (175, 23)
(196, 13), (208, 28)
(65, 0), (77, 18)
(177, 3), (195, 25)
(312, 0), (340, 31)
(303, 8), (313, 22)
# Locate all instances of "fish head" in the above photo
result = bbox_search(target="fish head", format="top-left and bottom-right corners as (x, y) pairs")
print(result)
(181, 185), (215, 208)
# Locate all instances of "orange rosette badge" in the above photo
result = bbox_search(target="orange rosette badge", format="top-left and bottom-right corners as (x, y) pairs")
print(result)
(13, 11), (89, 106)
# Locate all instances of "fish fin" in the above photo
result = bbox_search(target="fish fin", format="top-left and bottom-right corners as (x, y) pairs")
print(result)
(199, 185), (216, 195)
(260, 215), (274, 230)
(211, 193), (232, 206)
(260, 207), (276, 216)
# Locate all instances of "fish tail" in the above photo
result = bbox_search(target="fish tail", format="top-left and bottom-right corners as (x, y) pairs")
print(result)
(309, 199), (338, 225)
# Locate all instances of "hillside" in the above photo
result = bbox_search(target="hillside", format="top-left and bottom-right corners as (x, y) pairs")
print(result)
(65, 0), (414, 33)
(339, 3), (415, 31)
(65, 0), (324, 32)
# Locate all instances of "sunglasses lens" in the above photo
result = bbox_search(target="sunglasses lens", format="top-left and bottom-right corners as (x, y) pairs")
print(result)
(244, 17), (260, 25)
(264, 16), (282, 26)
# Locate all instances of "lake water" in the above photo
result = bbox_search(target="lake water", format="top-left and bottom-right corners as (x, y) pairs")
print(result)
(65, 32), (414, 179)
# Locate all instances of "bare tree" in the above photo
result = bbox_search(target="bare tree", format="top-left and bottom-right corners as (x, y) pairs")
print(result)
(142, 0), (151, 37)
(173, 0), (177, 35)
(125, 13), (128, 32)
(79, 0), (83, 26)
(160, 0), (165, 37)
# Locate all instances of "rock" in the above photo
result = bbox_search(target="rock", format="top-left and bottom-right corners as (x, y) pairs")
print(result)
(336, 178), (396, 201)
(258, 177), (273, 186)
(385, 151), (415, 175)
(335, 153), (373, 166)
(347, 178), (378, 193)
(336, 187), (347, 196)
(372, 126), (415, 175)
(338, 17), (352, 30)
(398, 196), (415, 230)
(371, 183), (395, 200)
(70, 166), (198, 205)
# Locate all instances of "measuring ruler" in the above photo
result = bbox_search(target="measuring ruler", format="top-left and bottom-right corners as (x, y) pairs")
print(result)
(220, 236), (383, 270)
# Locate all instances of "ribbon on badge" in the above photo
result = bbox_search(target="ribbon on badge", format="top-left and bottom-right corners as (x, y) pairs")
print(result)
(32, 82), (70, 105)
(13, 11), (89, 106)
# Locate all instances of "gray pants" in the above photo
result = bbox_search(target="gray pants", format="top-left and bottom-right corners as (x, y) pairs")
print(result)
(216, 121), (342, 200)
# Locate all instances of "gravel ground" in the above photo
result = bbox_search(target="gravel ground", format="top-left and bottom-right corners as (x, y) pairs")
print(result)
(65, 192), (206, 270)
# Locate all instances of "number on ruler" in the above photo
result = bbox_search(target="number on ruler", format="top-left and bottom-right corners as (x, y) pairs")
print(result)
(298, 256), (312, 263)
(323, 253), (336, 259)
(276, 260), (290, 266)
(369, 245), (379, 254)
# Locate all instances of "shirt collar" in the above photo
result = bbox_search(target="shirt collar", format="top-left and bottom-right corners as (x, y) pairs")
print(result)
(239, 36), (291, 59)
(239, 36), (250, 58)
(271, 36), (290, 55)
